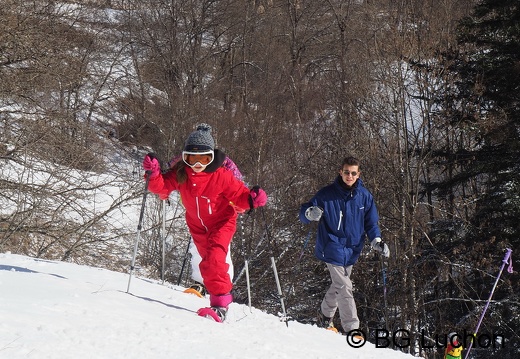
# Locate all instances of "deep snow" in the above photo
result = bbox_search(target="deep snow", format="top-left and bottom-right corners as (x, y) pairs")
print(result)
(0, 252), (419, 359)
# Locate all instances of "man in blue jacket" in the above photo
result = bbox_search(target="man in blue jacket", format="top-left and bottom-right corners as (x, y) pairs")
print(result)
(299, 156), (389, 335)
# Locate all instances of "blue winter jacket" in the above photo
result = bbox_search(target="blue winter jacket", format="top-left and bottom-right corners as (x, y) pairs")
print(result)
(299, 177), (381, 267)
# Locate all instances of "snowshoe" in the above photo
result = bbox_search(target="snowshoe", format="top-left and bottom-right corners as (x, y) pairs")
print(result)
(197, 306), (227, 323)
(316, 309), (338, 333)
(183, 283), (206, 298)
(346, 330), (365, 342)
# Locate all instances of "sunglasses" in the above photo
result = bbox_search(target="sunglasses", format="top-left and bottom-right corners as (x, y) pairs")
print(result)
(182, 151), (214, 167)
(342, 170), (358, 177)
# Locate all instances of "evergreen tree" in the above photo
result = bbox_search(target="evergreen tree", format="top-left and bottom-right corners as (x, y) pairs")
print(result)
(430, 1), (519, 356)
(456, 0), (520, 246)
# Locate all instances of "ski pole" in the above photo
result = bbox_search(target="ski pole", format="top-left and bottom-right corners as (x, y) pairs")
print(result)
(260, 207), (288, 325)
(381, 256), (388, 328)
(240, 214), (253, 313)
(161, 199), (166, 284)
(298, 229), (312, 262)
(464, 248), (513, 359)
(245, 258), (252, 313)
(126, 171), (152, 293)
(177, 238), (191, 286)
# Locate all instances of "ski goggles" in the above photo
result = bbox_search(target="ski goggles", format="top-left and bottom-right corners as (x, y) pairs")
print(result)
(182, 150), (214, 167)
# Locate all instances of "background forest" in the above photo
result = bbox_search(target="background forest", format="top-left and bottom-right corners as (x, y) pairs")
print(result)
(0, 1), (518, 358)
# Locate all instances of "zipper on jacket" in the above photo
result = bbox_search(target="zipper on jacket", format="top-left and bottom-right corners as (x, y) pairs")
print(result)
(337, 210), (343, 231)
(201, 196), (212, 215)
(195, 197), (208, 232)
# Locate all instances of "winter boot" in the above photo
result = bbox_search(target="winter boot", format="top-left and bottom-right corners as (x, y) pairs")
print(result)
(316, 309), (338, 333)
(211, 306), (227, 322)
(183, 282), (206, 298)
(210, 293), (232, 308)
(197, 293), (232, 323)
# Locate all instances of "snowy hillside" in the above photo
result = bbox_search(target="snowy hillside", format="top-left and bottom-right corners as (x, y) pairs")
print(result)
(0, 253), (418, 359)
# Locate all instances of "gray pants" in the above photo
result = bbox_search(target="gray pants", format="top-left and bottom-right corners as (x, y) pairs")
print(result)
(320, 263), (359, 332)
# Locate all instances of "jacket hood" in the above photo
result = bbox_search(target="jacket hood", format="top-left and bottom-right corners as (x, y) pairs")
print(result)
(203, 149), (226, 173)
(334, 175), (364, 192)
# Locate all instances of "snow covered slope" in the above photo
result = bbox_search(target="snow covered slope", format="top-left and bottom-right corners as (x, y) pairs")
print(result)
(0, 253), (418, 359)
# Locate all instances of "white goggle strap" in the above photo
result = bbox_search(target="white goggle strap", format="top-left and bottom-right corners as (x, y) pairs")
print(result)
(182, 151), (214, 166)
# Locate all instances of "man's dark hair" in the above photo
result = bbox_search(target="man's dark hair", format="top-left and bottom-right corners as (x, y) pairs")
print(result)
(341, 156), (360, 168)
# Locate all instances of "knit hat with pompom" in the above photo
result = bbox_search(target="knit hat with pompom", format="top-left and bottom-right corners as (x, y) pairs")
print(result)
(184, 123), (215, 152)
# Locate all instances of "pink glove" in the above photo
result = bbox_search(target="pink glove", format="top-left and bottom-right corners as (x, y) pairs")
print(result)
(142, 153), (160, 179)
(249, 186), (267, 208)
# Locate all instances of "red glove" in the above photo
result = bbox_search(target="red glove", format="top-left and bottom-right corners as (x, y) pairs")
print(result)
(249, 186), (267, 208)
(143, 153), (160, 179)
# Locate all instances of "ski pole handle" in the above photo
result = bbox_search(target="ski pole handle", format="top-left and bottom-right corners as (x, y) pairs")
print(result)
(503, 248), (513, 273)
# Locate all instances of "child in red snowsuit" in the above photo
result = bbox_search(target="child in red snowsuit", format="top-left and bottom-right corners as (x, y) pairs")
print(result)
(167, 154), (244, 298)
(142, 124), (267, 321)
